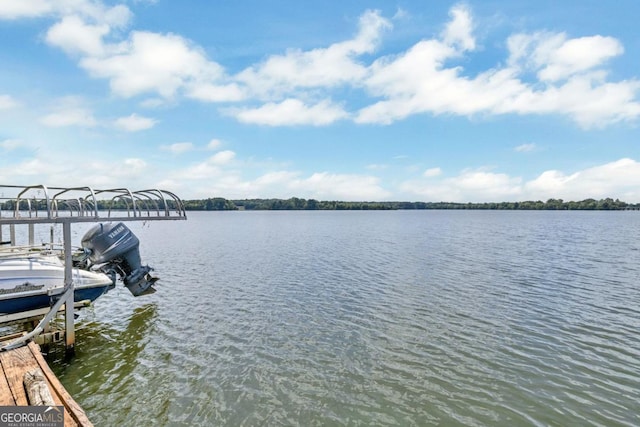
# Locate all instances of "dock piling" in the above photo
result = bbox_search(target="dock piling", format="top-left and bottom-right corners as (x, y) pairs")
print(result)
(62, 221), (75, 353)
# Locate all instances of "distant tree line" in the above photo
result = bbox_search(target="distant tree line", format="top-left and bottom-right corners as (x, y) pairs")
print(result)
(178, 197), (637, 211)
(182, 198), (237, 211)
(2, 196), (636, 212)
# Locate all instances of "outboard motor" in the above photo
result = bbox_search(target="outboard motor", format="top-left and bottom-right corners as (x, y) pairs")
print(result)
(81, 222), (157, 296)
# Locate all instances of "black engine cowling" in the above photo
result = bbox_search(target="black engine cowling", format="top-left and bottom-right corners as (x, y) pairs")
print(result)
(81, 222), (157, 296)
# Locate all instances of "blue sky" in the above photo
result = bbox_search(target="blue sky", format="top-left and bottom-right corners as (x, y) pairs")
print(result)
(1, 0), (639, 202)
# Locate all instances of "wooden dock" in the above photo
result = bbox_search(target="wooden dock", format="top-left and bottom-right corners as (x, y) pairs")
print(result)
(0, 184), (187, 426)
(0, 336), (93, 426)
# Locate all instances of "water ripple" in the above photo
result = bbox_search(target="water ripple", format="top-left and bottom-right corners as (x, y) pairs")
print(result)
(44, 211), (640, 426)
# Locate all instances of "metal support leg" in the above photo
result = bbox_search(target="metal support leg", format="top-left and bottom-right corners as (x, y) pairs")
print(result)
(63, 222), (75, 354)
(0, 287), (73, 351)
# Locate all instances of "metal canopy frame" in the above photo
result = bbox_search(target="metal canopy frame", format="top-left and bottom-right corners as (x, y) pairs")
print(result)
(0, 184), (187, 352)
(0, 184), (186, 224)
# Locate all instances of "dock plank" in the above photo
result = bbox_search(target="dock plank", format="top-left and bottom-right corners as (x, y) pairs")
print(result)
(0, 344), (34, 406)
(27, 342), (93, 427)
(0, 363), (15, 405)
(0, 334), (21, 405)
(0, 341), (92, 427)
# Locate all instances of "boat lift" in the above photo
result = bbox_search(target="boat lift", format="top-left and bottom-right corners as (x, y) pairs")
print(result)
(0, 184), (187, 353)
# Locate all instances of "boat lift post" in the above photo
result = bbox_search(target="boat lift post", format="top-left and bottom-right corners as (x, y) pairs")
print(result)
(62, 220), (75, 351)
(0, 184), (187, 354)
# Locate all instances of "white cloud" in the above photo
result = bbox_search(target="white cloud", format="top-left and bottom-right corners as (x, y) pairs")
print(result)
(400, 158), (640, 202)
(236, 9), (391, 98)
(179, 163), (222, 181)
(60, 157), (149, 187)
(170, 150), (235, 183)
(6, 3), (640, 129)
(113, 113), (157, 131)
(254, 171), (300, 187)
(82, 159), (151, 187)
(0, 156), (80, 186)
(201, 170), (391, 200)
(423, 167), (442, 177)
(442, 4), (475, 51)
(5, 158), (49, 176)
(46, 15), (110, 56)
(40, 107), (97, 127)
(243, 170), (392, 200)
(209, 150), (236, 165)
(498, 72), (640, 128)
(524, 158), (640, 201)
(138, 97), (166, 108)
(515, 143), (536, 152)
(355, 5), (477, 123)
(0, 94), (18, 109)
(289, 172), (391, 200)
(0, 0), (131, 25)
(543, 36), (623, 81)
(207, 139), (222, 150)
(81, 31), (225, 99)
(402, 168), (522, 202)
(8, 1), (241, 106)
(164, 156), (390, 200)
(508, 32), (624, 82)
(355, 5), (640, 128)
(204, 171), (391, 201)
(161, 142), (193, 154)
(0, 140), (155, 188)
(27, 3), (240, 104)
(229, 98), (349, 126)
(0, 0), (53, 19)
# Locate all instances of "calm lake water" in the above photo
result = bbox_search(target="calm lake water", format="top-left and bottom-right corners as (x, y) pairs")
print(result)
(38, 210), (640, 426)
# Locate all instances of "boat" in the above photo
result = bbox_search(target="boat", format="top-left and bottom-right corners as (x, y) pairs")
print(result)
(0, 222), (158, 316)
(0, 184), (187, 351)
(0, 249), (115, 316)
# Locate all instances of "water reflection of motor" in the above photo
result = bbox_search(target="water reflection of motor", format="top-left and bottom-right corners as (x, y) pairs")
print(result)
(80, 222), (158, 296)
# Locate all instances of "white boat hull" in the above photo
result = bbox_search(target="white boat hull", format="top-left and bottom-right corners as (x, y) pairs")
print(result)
(0, 253), (115, 315)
